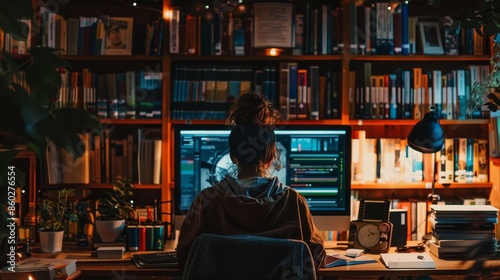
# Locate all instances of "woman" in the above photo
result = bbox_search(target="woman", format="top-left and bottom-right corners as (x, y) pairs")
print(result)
(176, 92), (326, 272)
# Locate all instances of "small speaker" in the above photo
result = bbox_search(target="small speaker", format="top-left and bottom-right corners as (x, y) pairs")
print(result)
(389, 209), (408, 247)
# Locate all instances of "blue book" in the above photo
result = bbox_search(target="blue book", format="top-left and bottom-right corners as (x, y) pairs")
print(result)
(289, 63), (298, 119)
(401, 1), (409, 55)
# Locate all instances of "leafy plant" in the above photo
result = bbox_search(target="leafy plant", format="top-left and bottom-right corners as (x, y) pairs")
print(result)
(97, 179), (134, 220)
(37, 188), (78, 231)
(429, 0), (500, 113)
(0, 0), (101, 260)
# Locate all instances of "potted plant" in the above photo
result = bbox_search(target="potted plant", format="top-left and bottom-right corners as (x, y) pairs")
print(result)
(94, 179), (134, 242)
(37, 188), (78, 253)
(0, 0), (101, 264)
(429, 0), (500, 113)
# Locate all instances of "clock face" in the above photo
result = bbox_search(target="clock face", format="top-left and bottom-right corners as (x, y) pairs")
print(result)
(356, 223), (381, 249)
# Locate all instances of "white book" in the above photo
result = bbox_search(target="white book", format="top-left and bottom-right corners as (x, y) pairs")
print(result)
(169, 7), (180, 54)
(380, 252), (436, 269)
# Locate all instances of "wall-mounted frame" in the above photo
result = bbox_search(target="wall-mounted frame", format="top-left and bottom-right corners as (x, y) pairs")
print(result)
(419, 20), (444, 55)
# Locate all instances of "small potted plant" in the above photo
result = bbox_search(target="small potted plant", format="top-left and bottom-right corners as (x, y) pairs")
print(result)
(37, 188), (78, 253)
(94, 179), (134, 242)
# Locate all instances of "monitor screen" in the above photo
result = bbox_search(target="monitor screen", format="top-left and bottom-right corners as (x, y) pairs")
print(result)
(173, 124), (352, 232)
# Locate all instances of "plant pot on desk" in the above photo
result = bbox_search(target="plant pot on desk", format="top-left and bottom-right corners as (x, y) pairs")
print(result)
(95, 219), (125, 242)
(38, 230), (64, 253)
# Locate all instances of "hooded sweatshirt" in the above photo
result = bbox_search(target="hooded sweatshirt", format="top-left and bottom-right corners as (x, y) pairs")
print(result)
(176, 175), (326, 272)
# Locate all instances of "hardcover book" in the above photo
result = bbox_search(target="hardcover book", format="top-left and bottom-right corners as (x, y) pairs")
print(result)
(1, 258), (77, 280)
(323, 250), (376, 267)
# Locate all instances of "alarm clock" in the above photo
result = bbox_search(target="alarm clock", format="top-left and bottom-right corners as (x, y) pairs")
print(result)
(348, 220), (393, 253)
(347, 200), (393, 253)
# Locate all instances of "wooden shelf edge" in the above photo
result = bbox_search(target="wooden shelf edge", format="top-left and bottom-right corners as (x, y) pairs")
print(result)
(40, 183), (162, 190)
(168, 54), (344, 61)
(61, 55), (163, 61)
(349, 119), (489, 126)
(352, 182), (493, 190)
(349, 54), (491, 62)
(100, 119), (162, 125)
(170, 119), (345, 125)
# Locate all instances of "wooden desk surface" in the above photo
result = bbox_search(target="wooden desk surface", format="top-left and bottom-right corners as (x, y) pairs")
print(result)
(319, 241), (500, 279)
(25, 240), (500, 279)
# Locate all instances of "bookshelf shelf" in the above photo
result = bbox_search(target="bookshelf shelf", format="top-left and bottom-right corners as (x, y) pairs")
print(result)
(349, 55), (492, 62)
(168, 54), (345, 62)
(100, 119), (162, 125)
(169, 119), (344, 125)
(61, 55), (163, 61)
(352, 182), (493, 190)
(39, 183), (162, 190)
(349, 119), (490, 126)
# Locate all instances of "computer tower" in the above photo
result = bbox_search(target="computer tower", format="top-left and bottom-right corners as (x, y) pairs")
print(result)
(389, 209), (408, 247)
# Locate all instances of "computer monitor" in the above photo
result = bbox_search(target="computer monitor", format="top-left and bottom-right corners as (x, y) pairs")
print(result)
(173, 124), (352, 232)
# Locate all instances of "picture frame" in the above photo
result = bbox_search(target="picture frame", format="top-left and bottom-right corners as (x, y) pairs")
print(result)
(253, 2), (293, 48)
(418, 21), (444, 55)
(104, 17), (133, 55)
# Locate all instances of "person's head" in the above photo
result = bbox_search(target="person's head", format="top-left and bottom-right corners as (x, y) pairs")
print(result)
(225, 92), (280, 178)
(107, 24), (123, 48)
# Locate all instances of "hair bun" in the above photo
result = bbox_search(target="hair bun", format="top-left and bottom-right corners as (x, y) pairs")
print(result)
(226, 92), (280, 127)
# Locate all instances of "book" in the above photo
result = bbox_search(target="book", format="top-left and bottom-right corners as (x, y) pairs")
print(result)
(323, 250), (376, 267)
(1, 258), (77, 280)
(97, 246), (126, 259)
(428, 240), (497, 259)
(380, 252), (435, 269)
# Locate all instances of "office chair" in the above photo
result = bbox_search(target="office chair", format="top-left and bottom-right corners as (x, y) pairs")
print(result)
(182, 233), (317, 280)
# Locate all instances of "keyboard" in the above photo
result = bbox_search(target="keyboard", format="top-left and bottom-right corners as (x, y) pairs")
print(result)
(132, 251), (178, 268)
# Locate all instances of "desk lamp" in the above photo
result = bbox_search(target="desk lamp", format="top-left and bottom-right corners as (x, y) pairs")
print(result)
(407, 108), (444, 204)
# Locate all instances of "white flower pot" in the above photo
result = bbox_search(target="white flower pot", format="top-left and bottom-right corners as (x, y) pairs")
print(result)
(95, 219), (125, 242)
(38, 230), (64, 253)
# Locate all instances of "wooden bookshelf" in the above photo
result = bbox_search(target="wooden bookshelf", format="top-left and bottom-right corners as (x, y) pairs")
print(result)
(22, 0), (497, 242)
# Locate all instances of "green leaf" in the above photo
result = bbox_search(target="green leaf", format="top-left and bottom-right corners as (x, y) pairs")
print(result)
(30, 83), (60, 106)
(449, 20), (461, 35)
(30, 47), (72, 69)
(52, 108), (102, 134)
(25, 63), (62, 95)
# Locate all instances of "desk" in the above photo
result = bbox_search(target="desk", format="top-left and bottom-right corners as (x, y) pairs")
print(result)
(26, 241), (500, 280)
(319, 242), (500, 279)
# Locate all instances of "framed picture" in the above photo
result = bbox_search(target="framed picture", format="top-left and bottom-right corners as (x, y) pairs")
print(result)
(253, 2), (293, 48)
(104, 17), (133, 55)
(418, 21), (444, 55)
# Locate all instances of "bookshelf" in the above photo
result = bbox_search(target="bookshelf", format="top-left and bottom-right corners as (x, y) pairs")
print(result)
(15, 0), (496, 242)
(161, 0), (496, 241)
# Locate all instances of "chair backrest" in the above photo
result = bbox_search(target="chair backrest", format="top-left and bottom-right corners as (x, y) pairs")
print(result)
(182, 233), (317, 280)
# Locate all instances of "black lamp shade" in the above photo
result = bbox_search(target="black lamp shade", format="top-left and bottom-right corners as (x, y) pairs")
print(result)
(407, 110), (444, 154)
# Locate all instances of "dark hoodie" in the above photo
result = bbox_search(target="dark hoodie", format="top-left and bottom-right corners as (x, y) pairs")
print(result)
(176, 175), (326, 272)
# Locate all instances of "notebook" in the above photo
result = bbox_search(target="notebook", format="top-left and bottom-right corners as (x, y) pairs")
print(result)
(380, 253), (436, 269)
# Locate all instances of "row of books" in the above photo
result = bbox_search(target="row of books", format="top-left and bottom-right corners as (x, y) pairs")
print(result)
(10, 69), (162, 119)
(428, 205), (498, 259)
(352, 132), (489, 185)
(168, 1), (490, 57)
(171, 64), (278, 120)
(2, 6), (165, 56)
(171, 63), (342, 121)
(349, 63), (491, 120)
(45, 128), (161, 185)
(73, 70), (161, 119)
(169, 2), (345, 56)
(350, 2), (490, 56)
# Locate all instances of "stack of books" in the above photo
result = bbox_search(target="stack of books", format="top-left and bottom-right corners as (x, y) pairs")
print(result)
(0, 258), (78, 280)
(428, 205), (498, 259)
